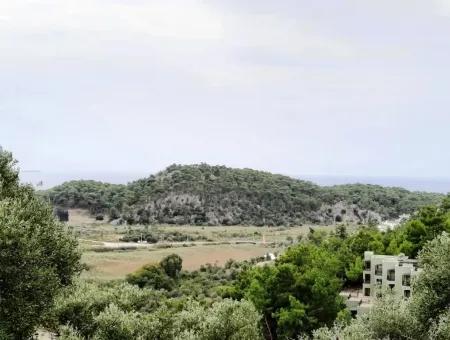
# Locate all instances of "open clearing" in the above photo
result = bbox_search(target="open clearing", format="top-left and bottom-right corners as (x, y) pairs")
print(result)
(70, 208), (339, 281)
(82, 243), (278, 281)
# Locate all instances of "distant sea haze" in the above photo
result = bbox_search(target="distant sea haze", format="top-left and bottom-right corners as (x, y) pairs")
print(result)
(19, 171), (450, 194)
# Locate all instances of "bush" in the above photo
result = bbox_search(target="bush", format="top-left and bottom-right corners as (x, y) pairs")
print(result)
(126, 264), (174, 290)
(160, 254), (183, 278)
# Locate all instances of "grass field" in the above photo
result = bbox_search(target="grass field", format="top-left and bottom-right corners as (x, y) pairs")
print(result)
(69, 209), (339, 281)
(82, 243), (278, 281)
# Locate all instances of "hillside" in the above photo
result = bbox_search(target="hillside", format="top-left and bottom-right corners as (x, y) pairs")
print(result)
(43, 164), (444, 226)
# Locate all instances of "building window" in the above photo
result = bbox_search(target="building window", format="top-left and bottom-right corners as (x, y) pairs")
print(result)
(364, 274), (371, 283)
(364, 261), (371, 270)
(364, 288), (370, 296)
(404, 290), (411, 298)
(387, 269), (395, 281)
(402, 274), (411, 287)
(376, 278), (382, 285)
(375, 264), (382, 276)
(389, 284), (395, 290)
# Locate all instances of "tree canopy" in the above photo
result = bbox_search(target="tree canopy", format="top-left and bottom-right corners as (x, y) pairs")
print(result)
(229, 243), (344, 338)
(0, 149), (81, 338)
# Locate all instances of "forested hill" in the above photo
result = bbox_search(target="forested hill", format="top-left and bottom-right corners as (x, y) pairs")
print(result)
(43, 164), (443, 226)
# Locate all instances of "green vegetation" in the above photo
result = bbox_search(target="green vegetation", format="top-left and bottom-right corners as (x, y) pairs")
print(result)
(4, 149), (450, 339)
(119, 228), (209, 243)
(43, 180), (128, 216)
(40, 173), (450, 339)
(0, 150), (81, 338)
(225, 196), (450, 338)
(47, 255), (264, 340)
(44, 164), (442, 226)
(380, 195), (450, 258)
(50, 280), (262, 340)
(58, 215), (439, 339)
(312, 232), (450, 340)
(230, 244), (344, 338)
(125, 255), (257, 302)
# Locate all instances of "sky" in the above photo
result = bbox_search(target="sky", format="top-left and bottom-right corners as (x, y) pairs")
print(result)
(1, 0), (450, 181)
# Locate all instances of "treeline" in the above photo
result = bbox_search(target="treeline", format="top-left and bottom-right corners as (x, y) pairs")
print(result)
(43, 164), (443, 226)
(43, 180), (129, 216)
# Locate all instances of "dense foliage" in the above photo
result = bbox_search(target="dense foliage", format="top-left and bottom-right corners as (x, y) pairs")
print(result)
(125, 255), (254, 301)
(380, 195), (450, 258)
(44, 164), (442, 226)
(0, 149), (81, 338)
(120, 228), (209, 243)
(48, 256), (263, 340)
(230, 244), (345, 338)
(312, 232), (450, 340)
(44, 180), (128, 215)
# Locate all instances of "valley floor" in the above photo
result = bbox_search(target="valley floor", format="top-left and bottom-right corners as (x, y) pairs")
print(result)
(69, 209), (337, 281)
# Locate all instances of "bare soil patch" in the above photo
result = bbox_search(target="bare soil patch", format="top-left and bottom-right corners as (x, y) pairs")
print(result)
(82, 244), (277, 281)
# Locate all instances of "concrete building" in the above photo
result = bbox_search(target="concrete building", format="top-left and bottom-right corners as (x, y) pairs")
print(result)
(362, 251), (420, 299)
(342, 251), (420, 316)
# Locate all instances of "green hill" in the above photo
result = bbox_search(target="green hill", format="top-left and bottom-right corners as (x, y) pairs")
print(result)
(43, 164), (443, 226)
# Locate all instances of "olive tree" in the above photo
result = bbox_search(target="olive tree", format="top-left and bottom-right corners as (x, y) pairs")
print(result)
(174, 299), (263, 340)
(160, 253), (183, 278)
(0, 149), (81, 338)
(411, 232), (450, 327)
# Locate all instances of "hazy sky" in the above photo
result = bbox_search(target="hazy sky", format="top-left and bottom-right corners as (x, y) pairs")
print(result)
(1, 0), (450, 178)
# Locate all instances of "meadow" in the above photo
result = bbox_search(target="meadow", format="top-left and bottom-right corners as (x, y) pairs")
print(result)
(69, 209), (335, 281)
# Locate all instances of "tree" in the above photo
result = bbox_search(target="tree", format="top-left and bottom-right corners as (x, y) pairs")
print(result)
(411, 232), (450, 327)
(174, 299), (263, 340)
(49, 281), (167, 338)
(126, 264), (174, 290)
(345, 256), (363, 284)
(380, 198), (450, 258)
(346, 226), (385, 256)
(53, 280), (262, 340)
(160, 254), (183, 278)
(0, 149), (81, 338)
(428, 309), (450, 340)
(93, 304), (141, 340)
(0, 150), (20, 198)
(335, 224), (348, 239)
(234, 243), (344, 338)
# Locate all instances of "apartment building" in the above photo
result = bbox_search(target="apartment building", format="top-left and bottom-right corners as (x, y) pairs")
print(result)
(342, 251), (420, 316)
(362, 251), (420, 299)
